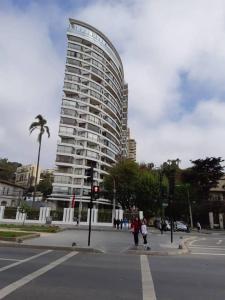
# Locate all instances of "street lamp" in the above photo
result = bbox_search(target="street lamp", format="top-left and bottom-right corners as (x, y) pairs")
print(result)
(112, 177), (116, 223)
(176, 183), (193, 229)
(164, 159), (180, 243)
(186, 184), (193, 229)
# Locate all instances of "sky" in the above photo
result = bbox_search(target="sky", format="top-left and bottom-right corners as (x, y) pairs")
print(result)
(1, 0), (225, 169)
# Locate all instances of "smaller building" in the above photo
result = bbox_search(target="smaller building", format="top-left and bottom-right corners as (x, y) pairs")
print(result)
(0, 180), (24, 207)
(15, 164), (41, 188)
(209, 176), (225, 202)
(127, 128), (136, 161)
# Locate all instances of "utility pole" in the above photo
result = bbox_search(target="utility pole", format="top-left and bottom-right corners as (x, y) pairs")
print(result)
(112, 177), (116, 223)
(165, 159), (180, 243)
(186, 185), (193, 228)
(86, 166), (94, 247)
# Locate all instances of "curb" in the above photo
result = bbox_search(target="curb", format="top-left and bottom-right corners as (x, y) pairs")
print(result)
(126, 236), (196, 256)
(0, 241), (104, 253)
(0, 233), (40, 242)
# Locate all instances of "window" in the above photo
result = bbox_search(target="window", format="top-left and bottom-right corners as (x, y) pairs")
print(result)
(61, 117), (76, 126)
(62, 100), (79, 108)
(65, 66), (80, 74)
(54, 175), (72, 184)
(86, 150), (99, 159)
(53, 186), (69, 194)
(59, 126), (74, 135)
(66, 58), (80, 66)
(65, 74), (79, 82)
(64, 82), (79, 91)
(74, 178), (81, 185)
(88, 123), (100, 133)
(57, 145), (73, 154)
(88, 115), (100, 125)
(68, 43), (82, 51)
(87, 132), (98, 142)
(75, 159), (83, 165)
(74, 168), (82, 175)
(56, 155), (74, 164)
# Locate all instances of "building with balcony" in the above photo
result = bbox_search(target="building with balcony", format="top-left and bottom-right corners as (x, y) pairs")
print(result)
(127, 128), (136, 161)
(15, 164), (41, 189)
(49, 19), (128, 209)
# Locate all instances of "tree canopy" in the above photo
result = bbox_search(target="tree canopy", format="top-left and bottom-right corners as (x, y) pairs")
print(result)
(182, 157), (224, 203)
(0, 158), (21, 182)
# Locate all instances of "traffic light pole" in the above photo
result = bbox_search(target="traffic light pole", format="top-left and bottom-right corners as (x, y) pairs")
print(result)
(88, 167), (93, 247)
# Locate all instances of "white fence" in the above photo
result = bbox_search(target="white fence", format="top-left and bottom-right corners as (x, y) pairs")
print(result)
(0, 206), (144, 227)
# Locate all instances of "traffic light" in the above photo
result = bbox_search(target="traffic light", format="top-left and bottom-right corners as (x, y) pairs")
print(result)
(85, 167), (93, 183)
(92, 185), (100, 199)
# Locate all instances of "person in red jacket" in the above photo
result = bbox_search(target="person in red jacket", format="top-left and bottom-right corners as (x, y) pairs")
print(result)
(131, 216), (142, 246)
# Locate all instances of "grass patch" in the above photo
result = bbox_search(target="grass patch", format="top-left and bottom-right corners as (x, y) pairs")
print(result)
(0, 224), (60, 233)
(0, 231), (32, 238)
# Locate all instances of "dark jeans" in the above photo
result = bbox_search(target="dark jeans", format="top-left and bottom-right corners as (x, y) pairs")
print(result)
(133, 232), (139, 246)
(143, 234), (147, 244)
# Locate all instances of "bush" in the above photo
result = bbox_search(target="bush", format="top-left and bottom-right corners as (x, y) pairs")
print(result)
(50, 210), (63, 221)
(26, 209), (40, 220)
(4, 207), (17, 219)
(98, 210), (112, 222)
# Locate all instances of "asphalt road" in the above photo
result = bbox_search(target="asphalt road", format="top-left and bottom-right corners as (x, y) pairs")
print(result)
(1, 234), (225, 299)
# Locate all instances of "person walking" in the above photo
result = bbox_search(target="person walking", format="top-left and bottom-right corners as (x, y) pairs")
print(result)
(120, 219), (123, 230)
(131, 216), (141, 246)
(196, 221), (201, 232)
(116, 219), (120, 230)
(141, 219), (150, 250)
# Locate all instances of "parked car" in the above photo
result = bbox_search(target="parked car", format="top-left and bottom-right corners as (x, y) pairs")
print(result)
(174, 221), (189, 232)
(154, 219), (171, 231)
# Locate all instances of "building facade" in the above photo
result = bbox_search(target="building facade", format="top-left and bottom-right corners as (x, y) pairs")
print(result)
(15, 164), (41, 189)
(127, 128), (136, 161)
(50, 19), (128, 208)
(0, 180), (24, 207)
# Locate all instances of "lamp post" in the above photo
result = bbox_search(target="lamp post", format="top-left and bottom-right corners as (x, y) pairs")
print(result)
(112, 177), (116, 223)
(186, 184), (193, 229)
(163, 159), (180, 243)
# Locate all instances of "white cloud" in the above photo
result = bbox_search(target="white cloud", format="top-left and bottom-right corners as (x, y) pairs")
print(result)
(0, 2), (64, 168)
(1, 0), (225, 168)
(74, 0), (225, 166)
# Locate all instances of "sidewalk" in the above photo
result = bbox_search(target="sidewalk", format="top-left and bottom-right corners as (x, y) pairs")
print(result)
(15, 227), (191, 255)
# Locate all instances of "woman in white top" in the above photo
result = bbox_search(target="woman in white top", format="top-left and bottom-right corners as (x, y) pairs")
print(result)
(141, 219), (150, 250)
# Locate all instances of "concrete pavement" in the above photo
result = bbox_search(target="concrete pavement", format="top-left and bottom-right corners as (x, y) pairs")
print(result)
(19, 227), (190, 255)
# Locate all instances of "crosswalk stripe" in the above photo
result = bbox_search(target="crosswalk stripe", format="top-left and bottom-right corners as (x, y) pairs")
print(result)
(0, 251), (78, 299)
(190, 246), (225, 250)
(0, 250), (52, 272)
(140, 255), (157, 300)
(192, 252), (225, 256)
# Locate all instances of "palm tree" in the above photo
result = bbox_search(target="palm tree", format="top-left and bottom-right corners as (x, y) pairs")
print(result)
(29, 115), (50, 205)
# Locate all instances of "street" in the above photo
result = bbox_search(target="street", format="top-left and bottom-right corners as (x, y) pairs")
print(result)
(1, 232), (225, 299)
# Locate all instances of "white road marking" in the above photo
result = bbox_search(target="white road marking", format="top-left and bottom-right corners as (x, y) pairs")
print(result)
(188, 238), (206, 246)
(0, 258), (21, 262)
(0, 251), (78, 299)
(0, 250), (52, 272)
(216, 240), (222, 245)
(192, 252), (225, 256)
(140, 255), (157, 300)
(190, 246), (225, 250)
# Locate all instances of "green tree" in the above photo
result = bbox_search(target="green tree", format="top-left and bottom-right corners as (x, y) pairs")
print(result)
(183, 157), (224, 203)
(0, 158), (21, 182)
(37, 172), (53, 200)
(103, 159), (139, 209)
(29, 115), (50, 204)
(135, 168), (162, 217)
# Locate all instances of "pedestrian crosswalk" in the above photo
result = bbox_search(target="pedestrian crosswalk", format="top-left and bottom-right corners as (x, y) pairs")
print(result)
(188, 237), (225, 256)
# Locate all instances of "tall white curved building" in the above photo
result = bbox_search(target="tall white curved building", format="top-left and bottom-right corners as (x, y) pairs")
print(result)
(50, 19), (128, 209)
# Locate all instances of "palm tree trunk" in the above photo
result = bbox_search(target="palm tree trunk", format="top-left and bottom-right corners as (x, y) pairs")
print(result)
(32, 136), (42, 206)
